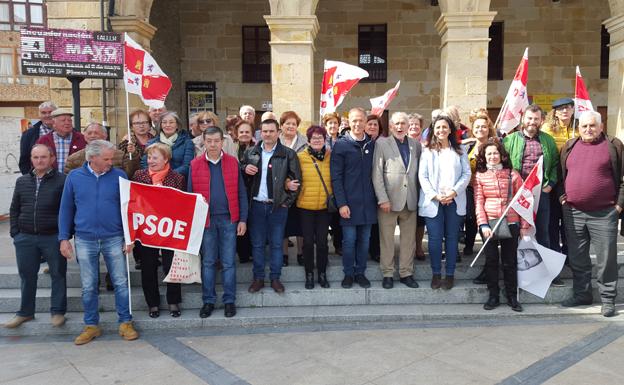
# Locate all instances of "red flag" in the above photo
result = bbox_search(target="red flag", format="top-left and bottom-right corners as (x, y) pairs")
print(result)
(119, 178), (208, 255)
(498, 48), (529, 133)
(123, 33), (172, 108)
(574, 66), (594, 119)
(370, 81), (400, 116)
(510, 156), (543, 231)
(319, 60), (368, 117)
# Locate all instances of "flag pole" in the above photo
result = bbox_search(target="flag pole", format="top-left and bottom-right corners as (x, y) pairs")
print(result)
(572, 67), (578, 139)
(126, 249), (133, 315)
(125, 90), (133, 160)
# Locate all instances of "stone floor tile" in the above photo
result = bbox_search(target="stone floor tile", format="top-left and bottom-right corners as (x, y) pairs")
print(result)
(2, 365), (87, 385)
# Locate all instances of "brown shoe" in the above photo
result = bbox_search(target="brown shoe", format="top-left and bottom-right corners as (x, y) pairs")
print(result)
(248, 279), (264, 293)
(51, 314), (66, 327)
(3, 315), (33, 328)
(415, 252), (426, 261)
(119, 321), (139, 341)
(74, 325), (102, 345)
(430, 274), (442, 289)
(442, 276), (454, 290)
(271, 279), (285, 293)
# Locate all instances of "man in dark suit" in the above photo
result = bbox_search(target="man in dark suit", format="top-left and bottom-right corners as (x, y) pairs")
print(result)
(19, 101), (57, 174)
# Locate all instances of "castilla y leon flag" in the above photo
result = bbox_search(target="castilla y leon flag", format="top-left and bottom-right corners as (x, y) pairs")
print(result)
(119, 178), (208, 255)
(319, 60), (369, 118)
(574, 66), (594, 119)
(510, 156), (543, 232)
(370, 80), (400, 116)
(123, 33), (172, 108)
(498, 48), (529, 133)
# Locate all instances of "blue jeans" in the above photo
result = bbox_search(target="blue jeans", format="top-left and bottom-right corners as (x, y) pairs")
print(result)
(341, 224), (372, 276)
(425, 201), (463, 276)
(200, 215), (237, 305)
(535, 191), (551, 249)
(75, 236), (131, 325)
(249, 201), (288, 280)
(13, 233), (67, 317)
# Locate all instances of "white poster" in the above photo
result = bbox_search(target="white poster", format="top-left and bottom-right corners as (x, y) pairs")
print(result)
(517, 236), (566, 298)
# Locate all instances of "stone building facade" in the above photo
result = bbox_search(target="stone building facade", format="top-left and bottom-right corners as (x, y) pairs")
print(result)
(1, 0), (623, 139)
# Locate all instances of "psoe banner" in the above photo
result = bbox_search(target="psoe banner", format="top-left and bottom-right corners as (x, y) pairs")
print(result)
(119, 178), (208, 255)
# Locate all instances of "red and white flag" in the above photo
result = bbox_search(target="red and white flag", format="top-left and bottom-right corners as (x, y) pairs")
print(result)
(319, 60), (368, 117)
(498, 48), (529, 133)
(370, 80), (400, 116)
(119, 178), (208, 255)
(123, 33), (172, 108)
(509, 156), (543, 232)
(574, 66), (594, 119)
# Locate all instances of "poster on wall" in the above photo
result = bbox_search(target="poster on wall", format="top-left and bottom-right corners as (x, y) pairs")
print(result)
(20, 27), (123, 78)
(186, 82), (217, 117)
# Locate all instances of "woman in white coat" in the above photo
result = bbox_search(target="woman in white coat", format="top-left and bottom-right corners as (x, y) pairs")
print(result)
(418, 115), (471, 290)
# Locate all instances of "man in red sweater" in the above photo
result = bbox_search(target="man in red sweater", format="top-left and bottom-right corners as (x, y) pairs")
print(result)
(558, 111), (624, 317)
(36, 109), (86, 173)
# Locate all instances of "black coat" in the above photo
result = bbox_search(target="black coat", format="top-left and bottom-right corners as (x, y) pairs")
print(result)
(240, 140), (301, 210)
(10, 169), (66, 237)
(19, 121), (45, 175)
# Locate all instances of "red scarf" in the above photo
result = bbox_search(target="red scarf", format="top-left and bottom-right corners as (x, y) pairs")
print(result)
(148, 163), (170, 186)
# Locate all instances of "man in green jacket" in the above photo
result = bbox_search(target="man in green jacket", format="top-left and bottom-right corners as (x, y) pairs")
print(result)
(503, 105), (561, 282)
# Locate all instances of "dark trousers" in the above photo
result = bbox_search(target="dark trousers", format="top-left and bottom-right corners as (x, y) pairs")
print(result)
(464, 186), (478, 251)
(236, 231), (252, 262)
(13, 233), (67, 317)
(330, 212), (343, 252)
(549, 192), (567, 253)
(300, 209), (330, 273)
(563, 205), (619, 303)
(482, 224), (519, 297)
(135, 243), (181, 308)
(369, 223), (380, 258)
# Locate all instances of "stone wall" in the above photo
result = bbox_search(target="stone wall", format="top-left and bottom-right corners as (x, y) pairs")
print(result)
(488, 0), (611, 109)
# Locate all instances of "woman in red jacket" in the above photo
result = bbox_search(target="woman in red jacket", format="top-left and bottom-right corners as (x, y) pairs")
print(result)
(132, 143), (186, 318)
(474, 139), (528, 312)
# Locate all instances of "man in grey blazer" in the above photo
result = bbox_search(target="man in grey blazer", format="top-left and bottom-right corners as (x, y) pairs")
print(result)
(372, 112), (422, 289)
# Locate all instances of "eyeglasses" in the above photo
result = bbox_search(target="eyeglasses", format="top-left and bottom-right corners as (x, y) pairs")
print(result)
(132, 121), (149, 126)
(199, 119), (213, 124)
(310, 136), (325, 141)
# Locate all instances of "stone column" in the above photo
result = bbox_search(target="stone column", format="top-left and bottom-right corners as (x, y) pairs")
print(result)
(435, 1), (496, 124)
(264, 1), (319, 129)
(604, 9), (624, 137)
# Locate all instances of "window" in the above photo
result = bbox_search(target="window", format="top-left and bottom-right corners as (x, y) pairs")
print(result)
(488, 21), (504, 81)
(0, 0), (46, 31)
(601, 25), (609, 79)
(358, 24), (387, 83)
(242, 25), (270, 83)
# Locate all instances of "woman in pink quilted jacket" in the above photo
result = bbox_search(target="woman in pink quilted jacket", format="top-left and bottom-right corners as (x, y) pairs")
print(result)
(474, 139), (529, 312)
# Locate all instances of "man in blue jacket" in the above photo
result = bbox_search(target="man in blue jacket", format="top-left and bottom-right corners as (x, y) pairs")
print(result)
(330, 107), (377, 289)
(59, 140), (138, 345)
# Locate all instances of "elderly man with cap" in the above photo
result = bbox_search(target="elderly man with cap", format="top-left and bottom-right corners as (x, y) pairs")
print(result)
(542, 97), (576, 257)
(559, 111), (624, 317)
(19, 101), (58, 174)
(36, 109), (87, 174)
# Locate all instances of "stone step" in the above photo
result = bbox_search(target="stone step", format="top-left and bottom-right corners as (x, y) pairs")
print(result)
(0, 279), (622, 313)
(2, 254), (624, 289)
(0, 303), (614, 337)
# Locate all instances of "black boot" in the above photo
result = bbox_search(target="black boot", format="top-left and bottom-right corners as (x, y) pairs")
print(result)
(305, 272), (314, 289)
(318, 272), (330, 288)
(297, 254), (304, 266)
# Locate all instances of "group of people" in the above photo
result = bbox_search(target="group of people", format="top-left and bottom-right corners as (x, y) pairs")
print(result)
(5, 97), (622, 346)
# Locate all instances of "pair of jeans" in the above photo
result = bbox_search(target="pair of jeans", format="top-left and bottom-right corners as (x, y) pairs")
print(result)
(75, 236), (131, 325)
(249, 201), (288, 280)
(535, 191), (551, 249)
(201, 214), (237, 305)
(300, 209), (330, 274)
(562, 205), (619, 303)
(13, 233), (67, 317)
(134, 243), (181, 308)
(425, 201), (463, 276)
(342, 224), (372, 277)
(481, 224), (519, 297)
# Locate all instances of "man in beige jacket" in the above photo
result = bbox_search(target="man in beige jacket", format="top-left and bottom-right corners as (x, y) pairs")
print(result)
(372, 111), (422, 289)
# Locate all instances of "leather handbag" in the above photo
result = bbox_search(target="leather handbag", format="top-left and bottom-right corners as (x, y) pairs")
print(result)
(487, 172), (513, 240)
(310, 156), (338, 213)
